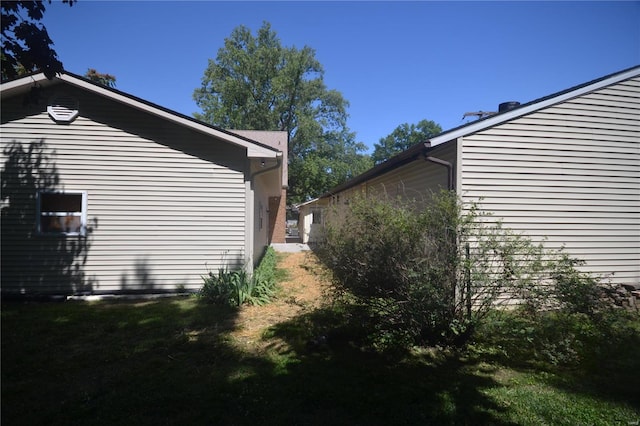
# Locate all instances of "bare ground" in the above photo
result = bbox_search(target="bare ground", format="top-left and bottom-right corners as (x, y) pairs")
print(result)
(229, 251), (331, 351)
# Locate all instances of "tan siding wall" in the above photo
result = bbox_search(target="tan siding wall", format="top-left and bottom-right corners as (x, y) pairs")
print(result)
(364, 142), (457, 205)
(460, 77), (640, 285)
(1, 85), (248, 294)
(252, 174), (271, 262)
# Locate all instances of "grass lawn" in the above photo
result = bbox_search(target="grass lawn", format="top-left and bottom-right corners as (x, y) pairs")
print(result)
(2, 296), (639, 426)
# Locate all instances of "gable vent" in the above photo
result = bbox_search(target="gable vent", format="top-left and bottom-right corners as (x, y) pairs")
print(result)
(47, 95), (79, 123)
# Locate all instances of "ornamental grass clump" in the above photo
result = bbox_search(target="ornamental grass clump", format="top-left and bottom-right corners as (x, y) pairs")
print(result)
(199, 247), (281, 307)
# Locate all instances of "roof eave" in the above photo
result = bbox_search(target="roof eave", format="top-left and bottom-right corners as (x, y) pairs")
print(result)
(1, 72), (280, 159)
(319, 142), (432, 198)
(429, 65), (640, 146)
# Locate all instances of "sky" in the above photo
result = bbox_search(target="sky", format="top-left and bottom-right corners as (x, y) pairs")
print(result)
(42, 1), (640, 153)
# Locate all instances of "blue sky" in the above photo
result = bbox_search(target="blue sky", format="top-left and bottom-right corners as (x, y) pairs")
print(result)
(43, 1), (639, 152)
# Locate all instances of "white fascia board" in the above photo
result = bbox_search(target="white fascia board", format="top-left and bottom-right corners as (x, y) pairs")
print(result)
(429, 66), (640, 146)
(294, 198), (319, 209)
(57, 75), (279, 158)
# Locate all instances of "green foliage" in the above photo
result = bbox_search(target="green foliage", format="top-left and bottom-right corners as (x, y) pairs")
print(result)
(474, 308), (640, 375)
(321, 190), (611, 351)
(193, 22), (371, 203)
(1, 0), (75, 81)
(249, 246), (283, 305)
(199, 267), (253, 307)
(199, 247), (282, 307)
(84, 68), (117, 88)
(322, 191), (477, 348)
(372, 119), (442, 165)
(550, 253), (604, 315)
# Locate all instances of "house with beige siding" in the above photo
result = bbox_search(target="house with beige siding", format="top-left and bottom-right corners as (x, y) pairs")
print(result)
(1, 72), (287, 296)
(301, 66), (640, 286)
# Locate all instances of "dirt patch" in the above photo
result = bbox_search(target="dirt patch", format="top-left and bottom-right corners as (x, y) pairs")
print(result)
(230, 251), (331, 351)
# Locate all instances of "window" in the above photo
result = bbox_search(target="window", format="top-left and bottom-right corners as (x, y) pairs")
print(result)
(312, 208), (322, 225)
(37, 191), (87, 236)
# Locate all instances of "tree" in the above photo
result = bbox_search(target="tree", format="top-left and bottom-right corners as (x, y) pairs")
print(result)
(372, 119), (442, 165)
(1, 1), (75, 81)
(84, 68), (116, 88)
(194, 22), (371, 203)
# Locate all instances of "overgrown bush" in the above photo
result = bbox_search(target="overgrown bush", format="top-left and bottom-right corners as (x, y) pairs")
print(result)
(199, 247), (281, 307)
(474, 308), (640, 371)
(321, 190), (608, 351)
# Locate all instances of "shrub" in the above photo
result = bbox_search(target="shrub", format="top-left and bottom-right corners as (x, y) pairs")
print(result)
(199, 267), (253, 307)
(199, 247), (282, 307)
(323, 191), (484, 348)
(474, 308), (640, 371)
(249, 247), (281, 306)
(550, 253), (604, 316)
(321, 190), (606, 351)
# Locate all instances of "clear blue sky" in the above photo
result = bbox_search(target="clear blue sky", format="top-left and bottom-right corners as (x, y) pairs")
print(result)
(43, 1), (640, 153)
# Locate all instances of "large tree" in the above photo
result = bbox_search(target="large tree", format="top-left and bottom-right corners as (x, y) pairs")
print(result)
(1, 0), (74, 81)
(194, 22), (371, 203)
(372, 119), (442, 165)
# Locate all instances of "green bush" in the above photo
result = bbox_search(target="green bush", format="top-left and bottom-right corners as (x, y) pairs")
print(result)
(321, 190), (607, 351)
(322, 191), (482, 348)
(199, 247), (281, 307)
(199, 267), (253, 307)
(249, 246), (281, 306)
(550, 253), (604, 316)
(474, 308), (640, 371)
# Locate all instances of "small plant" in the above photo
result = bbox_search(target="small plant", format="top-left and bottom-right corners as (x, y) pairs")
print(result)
(198, 247), (283, 307)
(247, 247), (282, 306)
(199, 267), (253, 307)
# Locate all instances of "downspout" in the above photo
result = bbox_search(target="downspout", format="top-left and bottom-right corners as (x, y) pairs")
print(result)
(424, 146), (459, 323)
(251, 152), (283, 180)
(425, 152), (454, 191)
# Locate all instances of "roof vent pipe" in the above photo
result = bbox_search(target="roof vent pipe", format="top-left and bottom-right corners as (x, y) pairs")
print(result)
(498, 101), (520, 113)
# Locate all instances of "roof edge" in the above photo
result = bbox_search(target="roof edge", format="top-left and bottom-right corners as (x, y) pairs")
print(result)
(1, 71), (281, 158)
(318, 142), (432, 198)
(429, 64), (640, 146)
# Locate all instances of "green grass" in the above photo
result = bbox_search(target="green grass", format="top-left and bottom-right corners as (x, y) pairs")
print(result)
(2, 298), (639, 426)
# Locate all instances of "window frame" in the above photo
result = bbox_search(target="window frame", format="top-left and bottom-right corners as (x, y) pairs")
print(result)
(36, 190), (87, 236)
(312, 208), (323, 225)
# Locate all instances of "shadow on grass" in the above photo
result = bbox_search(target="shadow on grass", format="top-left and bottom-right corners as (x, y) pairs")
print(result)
(469, 309), (640, 413)
(1, 297), (520, 426)
(262, 307), (517, 426)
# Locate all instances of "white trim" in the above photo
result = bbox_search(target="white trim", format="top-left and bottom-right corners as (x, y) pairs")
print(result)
(36, 190), (88, 236)
(57, 75), (279, 158)
(429, 66), (640, 146)
(2, 73), (280, 159)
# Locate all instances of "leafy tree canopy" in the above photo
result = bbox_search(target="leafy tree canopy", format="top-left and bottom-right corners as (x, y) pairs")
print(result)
(84, 68), (116, 88)
(1, 0), (74, 81)
(372, 119), (442, 165)
(193, 22), (371, 203)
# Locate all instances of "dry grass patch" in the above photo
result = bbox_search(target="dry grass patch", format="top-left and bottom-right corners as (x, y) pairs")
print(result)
(230, 251), (331, 351)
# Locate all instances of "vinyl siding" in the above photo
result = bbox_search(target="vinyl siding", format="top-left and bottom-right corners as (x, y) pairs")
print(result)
(1, 84), (248, 294)
(364, 142), (457, 206)
(459, 77), (640, 285)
